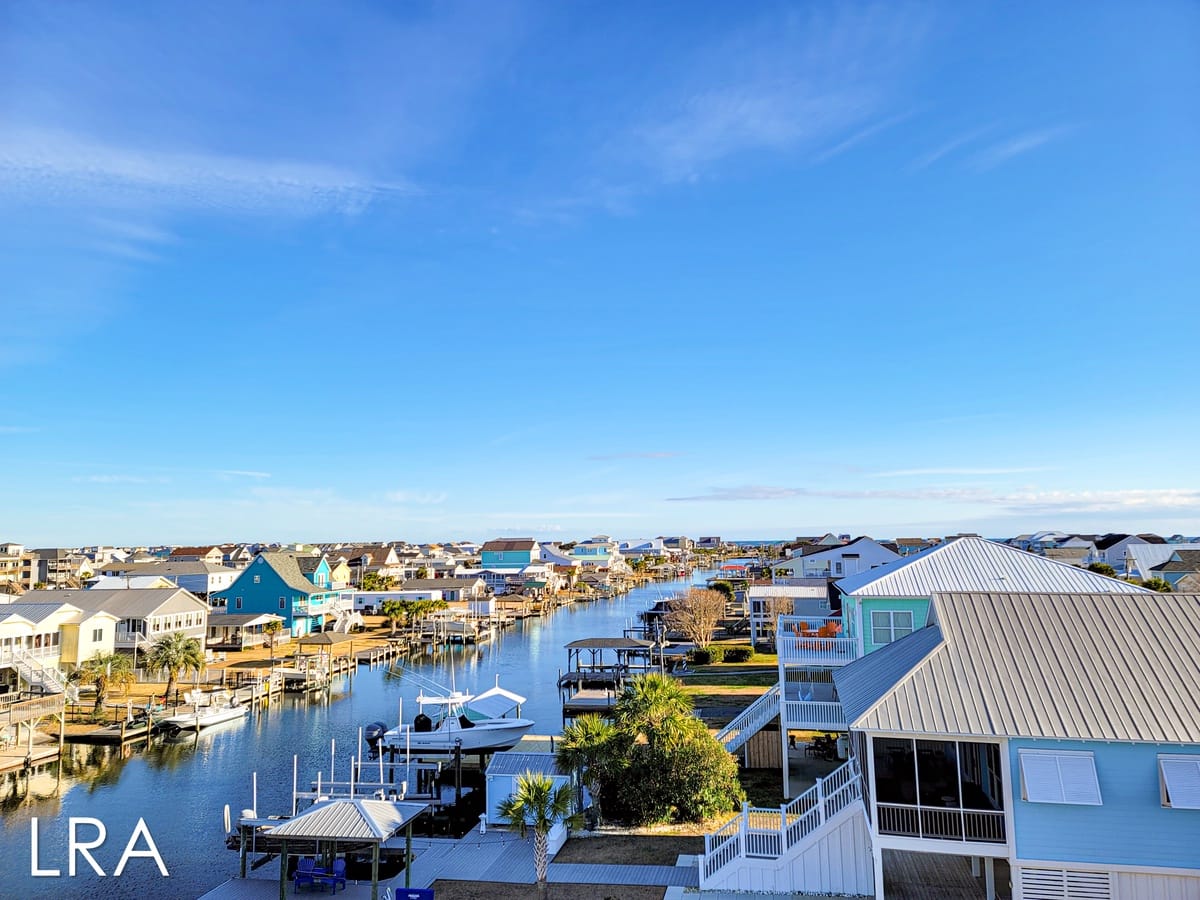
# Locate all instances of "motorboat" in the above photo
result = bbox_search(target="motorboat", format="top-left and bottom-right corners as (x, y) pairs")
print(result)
(374, 675), (535, 754)
(160, 689), (249, 737)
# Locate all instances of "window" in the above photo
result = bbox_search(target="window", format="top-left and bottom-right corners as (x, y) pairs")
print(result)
(834, 562), (843, 575)
(253, 575), (260, 584)
(279, 598), (286, 609)
(1019, 750), (1102, 805)
(92, 628), (103, 642)
(871, 610), (914, 645)
(1159, 755), (1200, 809)
(235, 597), (242, 610)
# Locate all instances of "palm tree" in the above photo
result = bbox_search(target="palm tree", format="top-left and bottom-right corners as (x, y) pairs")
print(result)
(556, 714), (620, 826)
(73, 652), (136, 719)
(496, 771), (578, 894)
(145, 631), (205, 705)
(614, 673), (695, 748)
(261, 619), (284, 663)
(379, 599), (406, 636)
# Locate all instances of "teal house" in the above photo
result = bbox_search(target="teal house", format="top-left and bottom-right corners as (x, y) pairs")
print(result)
(212, 552), (339, 637)
(480, 538), (538, 569)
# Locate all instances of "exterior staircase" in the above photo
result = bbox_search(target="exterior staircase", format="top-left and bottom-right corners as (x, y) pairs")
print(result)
(13, 650), (79, 702)
(701, 757), (874, 895)
(716, 682), (780, 753)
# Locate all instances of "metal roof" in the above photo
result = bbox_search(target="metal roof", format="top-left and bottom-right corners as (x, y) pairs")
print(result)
(835, 625), (944, 729)
(564, 637), (653, 650)
(267, 799), (426, 841)
(835, 592), (1200, 744)
(834, 537), (1152, 598)
(485, 752), (564, 777)
(24, 588), (207, 618)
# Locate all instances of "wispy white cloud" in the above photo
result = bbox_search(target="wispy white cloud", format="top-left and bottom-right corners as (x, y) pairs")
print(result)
(910, 124), (995, 170)
(969, 126), (1074, 171)
(870, 466), (1054, 478)
(810, 112), (917, 164)
(74, 474), (169, 485)
(620, 6), (933, 183)
(587, 451), (682, 461)
(668, 485), (807, 502)
(218, 470), (271, 480)
(995, 488), (1200, 516)
(0, 127), (412, 216)
(0, 425), (39, 434)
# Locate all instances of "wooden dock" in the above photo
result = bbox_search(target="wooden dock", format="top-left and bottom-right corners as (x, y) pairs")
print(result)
(561, 689), (619, 721)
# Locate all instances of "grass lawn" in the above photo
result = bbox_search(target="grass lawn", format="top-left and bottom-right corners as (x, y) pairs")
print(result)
(554, 834), (704, 866)
(431, 880), (665, 900)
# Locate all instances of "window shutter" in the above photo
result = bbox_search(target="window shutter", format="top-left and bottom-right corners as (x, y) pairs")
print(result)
(1059, 755), (1102, 805)
(1160, 757), (1200, 809)
(1020, 752), (1066, 803)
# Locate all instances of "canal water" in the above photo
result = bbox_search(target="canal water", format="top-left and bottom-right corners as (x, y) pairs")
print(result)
(0, 573), (704, 900)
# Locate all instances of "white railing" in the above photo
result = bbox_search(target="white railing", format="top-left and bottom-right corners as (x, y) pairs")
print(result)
(716, 683), (780, 752)
(877, 802), (1005, 844)
(702, 757), (862, 885)
(783, 699), (847, 730)
(777, 633), (859, 666)
(11, 650), (78, 702)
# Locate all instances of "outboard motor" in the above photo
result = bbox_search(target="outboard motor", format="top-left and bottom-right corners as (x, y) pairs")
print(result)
(413, 713), (433, 733)
(364, 721), (388, 745)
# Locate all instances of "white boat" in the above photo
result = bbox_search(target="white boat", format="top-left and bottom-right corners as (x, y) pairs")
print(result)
(377, 676), (534, 753)
(160, 690), (249, 736)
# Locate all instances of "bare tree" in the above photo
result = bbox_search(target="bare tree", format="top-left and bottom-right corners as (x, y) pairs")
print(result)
(762, 594), (795, 637)
(665, 587), (727, 647)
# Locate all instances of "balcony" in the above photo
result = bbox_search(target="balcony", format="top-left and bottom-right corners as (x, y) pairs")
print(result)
(777, 617), (859, 666)
(784, 699), (847, 730)
(877, 803), (1006, 844)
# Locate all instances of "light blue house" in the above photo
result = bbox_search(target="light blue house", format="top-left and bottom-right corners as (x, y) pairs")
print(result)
(833, 590), (1200, 899)
(211, 552), (340, 637)
(480, 538), (538, 569)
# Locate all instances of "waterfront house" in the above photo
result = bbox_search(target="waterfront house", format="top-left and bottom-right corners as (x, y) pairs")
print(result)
(28, 588), (210, 653)
(570, 536), (629, 572)
(211, 552), (342, 637)
(0, 601), (117, 695)
(746, 583), (830, 647)
(0, 542), (25, 592)
(894, 537), (938, 557)
(773, 537), (1151, 789)
(832, 590), (1200, 899)
(772, 536), (900, 581)
(206, 612), (286, 651)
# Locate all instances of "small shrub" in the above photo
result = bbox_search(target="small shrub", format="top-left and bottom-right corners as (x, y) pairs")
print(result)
(688, 645), (724, 665)
(723, 646), (753, 663)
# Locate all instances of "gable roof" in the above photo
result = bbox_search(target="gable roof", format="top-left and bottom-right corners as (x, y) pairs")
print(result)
(834, 536), (1151, 598)
(0, 602), (89, 625)
(834, 591), (1200, 744)
(1126, 542), (1200, 576)
(1152, 549), (1200, 573)
(255, 552), (325, 595)
(266, 799), (425, 841)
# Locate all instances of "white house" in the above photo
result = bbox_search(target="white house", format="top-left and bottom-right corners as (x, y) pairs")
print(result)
(484, 751), (573, 855)
(773, 537), (900, 582)
(29, 588), (210, 652)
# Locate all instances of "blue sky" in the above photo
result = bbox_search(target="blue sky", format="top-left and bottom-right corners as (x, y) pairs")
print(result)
(3, 1), (1198, 546)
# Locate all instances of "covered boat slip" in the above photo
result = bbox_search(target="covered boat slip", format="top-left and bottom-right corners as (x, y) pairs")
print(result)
(558, 636), (656, 689)
(234, 799), (428, 900)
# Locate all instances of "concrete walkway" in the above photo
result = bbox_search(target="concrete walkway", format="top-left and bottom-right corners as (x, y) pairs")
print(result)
(201, 829), (699, 899)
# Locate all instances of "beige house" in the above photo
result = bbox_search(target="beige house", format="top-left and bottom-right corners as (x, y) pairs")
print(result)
(0, 601), (119, 697)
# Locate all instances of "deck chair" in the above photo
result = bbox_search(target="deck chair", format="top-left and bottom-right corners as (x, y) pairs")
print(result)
(293, 857), (318, 893)
(320, 858), (347, 894)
